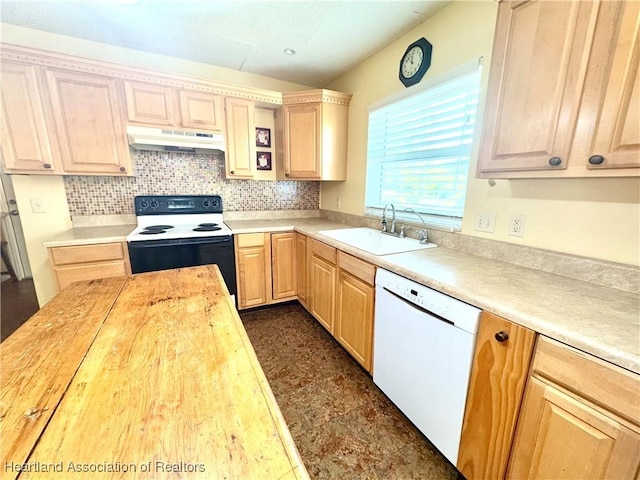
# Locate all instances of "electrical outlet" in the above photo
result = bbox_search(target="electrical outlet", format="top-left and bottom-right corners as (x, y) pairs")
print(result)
(474, 212), (496, 233)
(30, 197), (46, 213)
(508, 214), (527, 237)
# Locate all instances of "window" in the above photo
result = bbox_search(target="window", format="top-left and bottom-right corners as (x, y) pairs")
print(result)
(365, 63), (481, 230)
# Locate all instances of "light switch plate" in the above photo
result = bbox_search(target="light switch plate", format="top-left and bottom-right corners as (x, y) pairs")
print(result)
(30, 197), (46, 213)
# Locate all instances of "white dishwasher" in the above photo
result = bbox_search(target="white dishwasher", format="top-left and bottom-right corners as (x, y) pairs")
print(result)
(373, 268), (481, 466)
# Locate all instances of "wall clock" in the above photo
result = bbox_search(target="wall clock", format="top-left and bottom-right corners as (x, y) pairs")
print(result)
(399, 37), (433, 88)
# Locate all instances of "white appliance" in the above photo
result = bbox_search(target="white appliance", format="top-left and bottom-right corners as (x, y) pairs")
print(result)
(373, 268), (481, 465)
(126, 126), (225, 153)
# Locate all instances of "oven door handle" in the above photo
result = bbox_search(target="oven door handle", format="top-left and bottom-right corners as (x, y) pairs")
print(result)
(128, 236), (233, 248)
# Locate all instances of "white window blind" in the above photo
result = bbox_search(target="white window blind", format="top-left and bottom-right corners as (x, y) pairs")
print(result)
(365, 65), (481, 229)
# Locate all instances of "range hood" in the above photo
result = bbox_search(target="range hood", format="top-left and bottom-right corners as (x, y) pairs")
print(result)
(126, 126), (225, 154)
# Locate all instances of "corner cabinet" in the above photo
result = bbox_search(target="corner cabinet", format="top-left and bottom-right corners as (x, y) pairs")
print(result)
(235, 232), (297, 309)
(477, 0), (640, 178)
(506, 337), (640, 479)
(278, 89), (351, 180)
(45, 69), (132, 175)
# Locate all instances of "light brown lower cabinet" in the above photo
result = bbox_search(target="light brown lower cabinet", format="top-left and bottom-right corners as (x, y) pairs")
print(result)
(295, 232), (307, 307)
(306, 238), (375, 373)
(235, 232), (297, 310)
(308, 239), (336, 333)
(48, 242), (131, 292)
(506, 337), (640, 479)
(334, 251), (375, 373)
(457, 311), (537, 480)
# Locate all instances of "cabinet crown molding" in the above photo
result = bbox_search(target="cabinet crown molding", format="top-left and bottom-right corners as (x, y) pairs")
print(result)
(0, 43), (284, 105)
(282, 89), (352, 106)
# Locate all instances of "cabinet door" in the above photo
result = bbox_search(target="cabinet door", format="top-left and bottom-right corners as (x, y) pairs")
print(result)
(478, 0), (598, 174)
(236, 245), (268, 309)
(271, 232), (296, 300)
(586, 1), (640, 170)
(295, 233), (307, 307)
(457, 312), (536, 480)
(335, 270), (374, 372)
(225, 97), (256, 178)
(283, 103), (321, 178)
(179, 90), (224, 131)
(309, 254), (335, 333)
(0, 62), (57, 173)
(123, 81), (176, 126)
(45, 69), (131, 175)
(507, 377), (640, 480)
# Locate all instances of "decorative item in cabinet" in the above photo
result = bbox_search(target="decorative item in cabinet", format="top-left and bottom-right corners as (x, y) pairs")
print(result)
(45, 69), (132, 175)
(278, 89), (351, 180)
(477, 0), (639, 178)
(225, 97), (256, 179)
(0, 61), (59, 174)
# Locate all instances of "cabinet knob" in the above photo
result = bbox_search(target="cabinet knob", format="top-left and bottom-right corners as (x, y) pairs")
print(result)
(119, 167), (126, 172)
(495, 331), (509, 343)
(230, 170), (235, 175)
(43, 163), (52, 169)
(285, 173), (290, 177)
(588, 154), (605, 165)
(548, 156), (562, 166)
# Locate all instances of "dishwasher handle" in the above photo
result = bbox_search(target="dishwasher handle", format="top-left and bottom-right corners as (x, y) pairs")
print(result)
(381, 286), (455, 327)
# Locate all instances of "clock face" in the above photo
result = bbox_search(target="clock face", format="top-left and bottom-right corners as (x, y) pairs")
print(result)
(399, 37), (432, 88)
(401, 46), (424, 78)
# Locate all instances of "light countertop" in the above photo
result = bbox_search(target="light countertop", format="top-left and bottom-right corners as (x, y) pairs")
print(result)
(43, 217), (640, 374)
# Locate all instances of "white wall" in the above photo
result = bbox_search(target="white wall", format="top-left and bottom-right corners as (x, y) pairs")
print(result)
(324, 0), (640, 267)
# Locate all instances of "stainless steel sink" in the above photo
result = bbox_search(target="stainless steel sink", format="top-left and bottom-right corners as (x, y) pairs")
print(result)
(317, 227), (436, 256)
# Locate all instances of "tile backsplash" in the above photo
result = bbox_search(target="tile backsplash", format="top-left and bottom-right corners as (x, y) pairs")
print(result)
(64, 151), (320, 216)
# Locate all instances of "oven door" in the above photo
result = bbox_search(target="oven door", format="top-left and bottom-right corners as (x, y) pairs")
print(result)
(128, 235), (237, 297)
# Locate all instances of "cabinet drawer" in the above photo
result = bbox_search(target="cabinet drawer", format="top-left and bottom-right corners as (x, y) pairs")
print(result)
(55, 261), (129, 291)
(50, 243), (125, 266)
(236, 233), (265, 248)
(309, 238), (336, 264)
(337, 251), (375, 285)
(533, 336), (640, 426)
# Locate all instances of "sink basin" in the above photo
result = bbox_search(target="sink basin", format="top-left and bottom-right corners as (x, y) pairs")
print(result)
(317, 227), (437, 256)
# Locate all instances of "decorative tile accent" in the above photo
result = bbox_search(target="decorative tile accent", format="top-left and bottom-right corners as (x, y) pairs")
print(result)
(64, 151), (320, 216)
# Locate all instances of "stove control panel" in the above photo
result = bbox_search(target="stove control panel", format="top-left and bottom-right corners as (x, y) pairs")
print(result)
(135, 195), (223, 215)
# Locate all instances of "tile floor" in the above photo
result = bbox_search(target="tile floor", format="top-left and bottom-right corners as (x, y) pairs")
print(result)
(1, 277), (39, 342)
(241, 303), (458, 480)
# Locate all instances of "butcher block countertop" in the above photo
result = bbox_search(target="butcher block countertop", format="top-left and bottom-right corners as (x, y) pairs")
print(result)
(1, 266), (308, 480)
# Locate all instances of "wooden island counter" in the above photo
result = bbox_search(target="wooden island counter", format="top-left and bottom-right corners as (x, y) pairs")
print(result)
(1, 266), (308, 480)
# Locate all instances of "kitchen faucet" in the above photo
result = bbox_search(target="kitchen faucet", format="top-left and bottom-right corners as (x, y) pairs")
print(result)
(381, 204), (396, 234)
(403, 208), (430, 244)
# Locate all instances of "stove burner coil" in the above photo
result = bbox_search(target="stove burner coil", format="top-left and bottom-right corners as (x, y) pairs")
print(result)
(197, 223), (219, 228)
(144, 225), (174, 231)
(193, 226), (222, 232)
(139, 230), (167, 235)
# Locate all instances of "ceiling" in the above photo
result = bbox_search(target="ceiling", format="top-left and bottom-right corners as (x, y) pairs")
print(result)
(0, 0), (451, 87)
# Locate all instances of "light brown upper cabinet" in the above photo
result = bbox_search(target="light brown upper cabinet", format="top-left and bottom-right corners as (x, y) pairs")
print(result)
(179, 90), (225, 131)
(477, 0), (640, 178)
(123, 81), (175, 126)
(225, 97), (256, 179)
(278, 89), (351, 180)
(45, 69), (132, 175)
(0, 61), (59, 174)
(123, 80), (225, 133)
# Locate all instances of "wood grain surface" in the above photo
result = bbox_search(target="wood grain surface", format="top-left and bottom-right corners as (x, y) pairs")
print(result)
(3, 266), (307, 480)
(1, 277), (127, 479)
